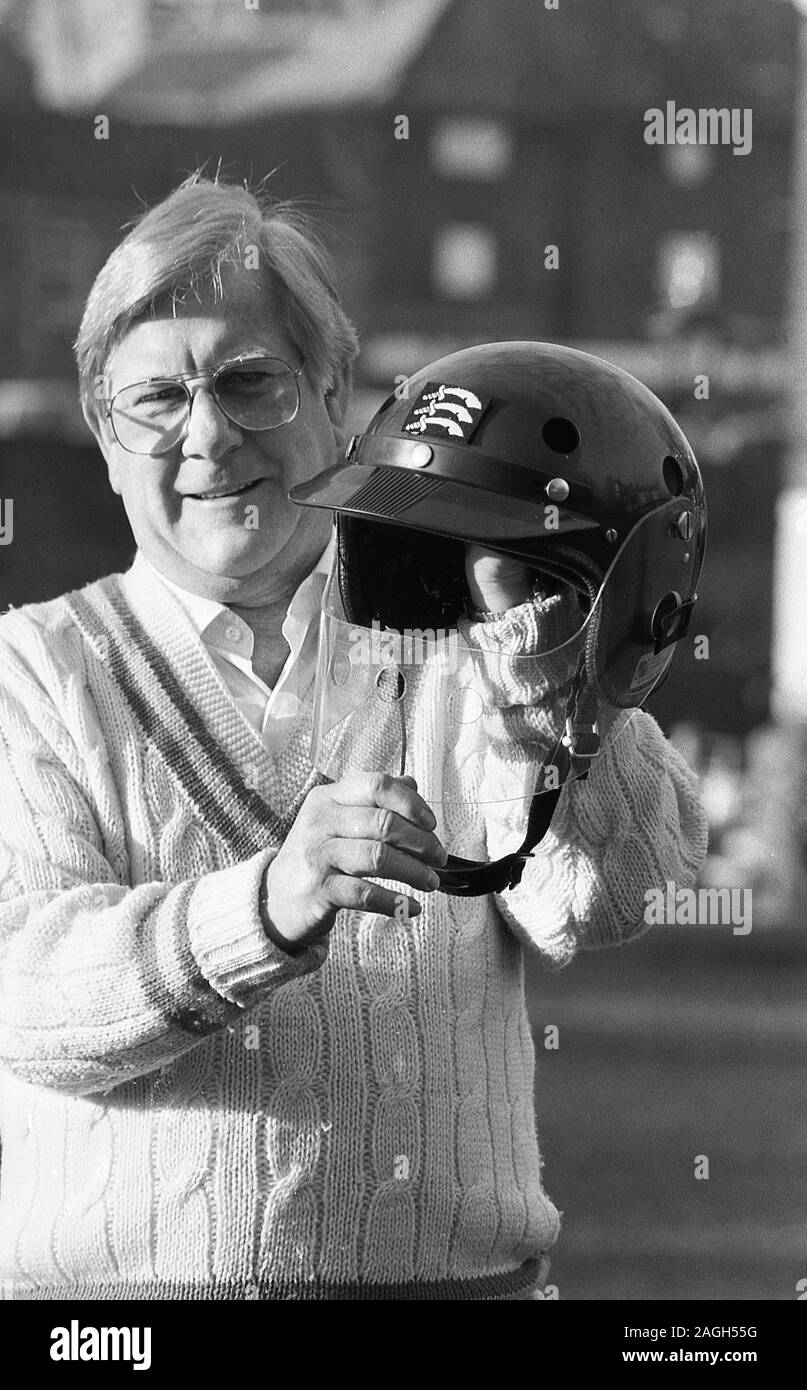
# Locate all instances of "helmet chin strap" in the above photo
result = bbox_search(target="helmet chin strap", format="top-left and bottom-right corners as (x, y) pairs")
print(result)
(434, 777), (565, 896)
(434, 651), (600, 897)
(435, 547), (604, 898)
(313, 663), (599, 900)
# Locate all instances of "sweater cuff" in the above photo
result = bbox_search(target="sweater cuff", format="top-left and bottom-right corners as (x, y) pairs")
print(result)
(187, 849), (328, 1008)
(455, 589), (586, 710)
(460, 587), (584, 657)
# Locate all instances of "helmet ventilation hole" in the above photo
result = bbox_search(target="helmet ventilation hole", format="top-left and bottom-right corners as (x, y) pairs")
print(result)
(662, 455), (685, 496)
(542, 417), (581, 454)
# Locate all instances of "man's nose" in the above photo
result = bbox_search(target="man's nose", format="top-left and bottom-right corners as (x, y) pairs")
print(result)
(181, 386), (242, 459)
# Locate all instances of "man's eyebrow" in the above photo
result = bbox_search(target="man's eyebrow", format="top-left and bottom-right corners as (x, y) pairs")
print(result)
(109, 346), (282, 385)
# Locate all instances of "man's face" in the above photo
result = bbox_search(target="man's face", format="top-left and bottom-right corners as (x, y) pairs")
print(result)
(89, 271), (345, 604)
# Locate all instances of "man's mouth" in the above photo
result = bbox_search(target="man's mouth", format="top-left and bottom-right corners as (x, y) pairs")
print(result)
(186, 479), (264, 501)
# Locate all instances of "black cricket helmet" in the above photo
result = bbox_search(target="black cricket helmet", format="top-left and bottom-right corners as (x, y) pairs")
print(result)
(289, 342), (706, 895)
(291, 341), (705, 708)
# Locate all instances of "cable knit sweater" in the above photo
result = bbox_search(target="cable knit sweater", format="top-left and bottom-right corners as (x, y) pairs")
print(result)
(0, 560), (707, 1300)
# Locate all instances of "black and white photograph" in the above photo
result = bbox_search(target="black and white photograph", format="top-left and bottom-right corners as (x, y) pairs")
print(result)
(0, 0), (804, 1353)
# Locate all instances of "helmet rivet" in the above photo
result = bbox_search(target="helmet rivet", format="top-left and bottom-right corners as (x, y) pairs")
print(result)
(545, 477), (569, 502)
(604, 528), (618, 544)
(682, 552), (691, 563)
(409, 442), (433, 468)
(675, 511), (692, 541)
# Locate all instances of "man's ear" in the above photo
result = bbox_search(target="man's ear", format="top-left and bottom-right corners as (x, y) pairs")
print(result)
(324, 362), (353, 452)
(82, 399), (123, 496)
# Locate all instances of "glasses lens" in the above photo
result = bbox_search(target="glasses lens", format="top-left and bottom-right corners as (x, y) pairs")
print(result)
(215, 358), (299, 430)
(111, 381), (187, 456)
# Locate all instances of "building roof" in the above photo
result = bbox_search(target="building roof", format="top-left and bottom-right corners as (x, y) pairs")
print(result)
(403, 0), (798, 117)
(19, 0), (454, 124)
(8, 0), (800, 124)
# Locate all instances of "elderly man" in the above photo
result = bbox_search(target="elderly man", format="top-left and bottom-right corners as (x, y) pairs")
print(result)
(0, 175), (706, 1301)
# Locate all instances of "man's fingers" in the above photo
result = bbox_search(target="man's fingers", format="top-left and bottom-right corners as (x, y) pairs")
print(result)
(337, 807), (447, 866)
(328, 773), (437, 831)
(330, 840), (441, 893)
(327, 875), (423, 920)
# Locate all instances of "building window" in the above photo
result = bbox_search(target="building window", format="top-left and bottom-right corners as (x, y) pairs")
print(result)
(430, 119), (512, 181)
(432, 224), (497, 300)
(658, 232), (720, 311)
(663, 143), (714, 189)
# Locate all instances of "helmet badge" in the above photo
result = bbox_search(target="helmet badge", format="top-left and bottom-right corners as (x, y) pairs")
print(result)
(403, 381), (490, 442)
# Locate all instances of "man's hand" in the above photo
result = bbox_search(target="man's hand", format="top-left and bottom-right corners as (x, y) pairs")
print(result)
(260, 773), (447, 950)
(465, 544), (533, 613)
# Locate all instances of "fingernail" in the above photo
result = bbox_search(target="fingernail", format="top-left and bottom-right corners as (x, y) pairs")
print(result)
(420, 808), (437, 830)
(427, 871), (441, 890)
(435, 842), (449, 866)
(410, 899), (422, 916)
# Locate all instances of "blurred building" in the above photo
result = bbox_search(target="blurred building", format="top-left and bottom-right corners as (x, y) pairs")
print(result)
(0, 0), (800, 747)
(1, 0), (796, 378)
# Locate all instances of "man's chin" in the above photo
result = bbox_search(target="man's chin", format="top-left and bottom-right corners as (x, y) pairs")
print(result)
(199, 548), (270, 579)
(142, 530), (284, 595)
(183, 539), (280, 584)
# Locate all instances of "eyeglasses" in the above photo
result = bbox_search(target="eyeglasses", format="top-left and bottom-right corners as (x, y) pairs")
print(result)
(102, 355), (304, 457)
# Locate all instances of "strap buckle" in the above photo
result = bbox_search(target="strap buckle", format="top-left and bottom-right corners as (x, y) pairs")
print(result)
(506, 852), (534, 891)
(436, 851), (535, 897)
(563, 718), (600, 759)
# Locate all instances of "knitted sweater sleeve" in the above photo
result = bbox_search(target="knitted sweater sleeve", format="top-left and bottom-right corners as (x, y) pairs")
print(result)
(458, 591), (709, 968)
(0, 621), (326, 1098)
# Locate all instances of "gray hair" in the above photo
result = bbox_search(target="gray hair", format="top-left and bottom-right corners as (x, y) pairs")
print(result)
(75, 172), (359, 415)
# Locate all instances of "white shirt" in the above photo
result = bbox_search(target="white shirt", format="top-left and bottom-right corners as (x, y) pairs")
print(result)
(134, 540), (333, 755)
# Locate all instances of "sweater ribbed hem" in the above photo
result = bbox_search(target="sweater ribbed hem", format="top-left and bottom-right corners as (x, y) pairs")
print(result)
(458, 590), (584, 708)
(187, 849), (328, 1006)
(461, 590), (579, 651)
(4, 1258), (548, 1301)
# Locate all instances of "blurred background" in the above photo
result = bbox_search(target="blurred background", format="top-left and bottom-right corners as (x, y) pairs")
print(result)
(0, 0), (805, 1299)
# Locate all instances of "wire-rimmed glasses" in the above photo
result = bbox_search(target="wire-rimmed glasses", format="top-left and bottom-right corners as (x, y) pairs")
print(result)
(102, 355), (304, 456)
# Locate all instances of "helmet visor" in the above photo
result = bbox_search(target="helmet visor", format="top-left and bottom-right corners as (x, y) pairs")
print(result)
(311, 519), (687, 811)
(311, 607), (590, 807)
